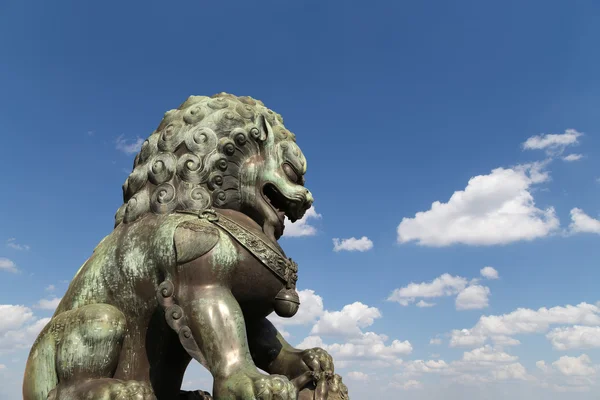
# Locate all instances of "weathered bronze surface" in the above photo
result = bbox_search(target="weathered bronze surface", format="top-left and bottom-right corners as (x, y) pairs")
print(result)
(22, 93), (349, 400)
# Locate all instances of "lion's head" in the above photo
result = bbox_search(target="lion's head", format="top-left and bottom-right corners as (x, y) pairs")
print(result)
(114, 93), (314, 242)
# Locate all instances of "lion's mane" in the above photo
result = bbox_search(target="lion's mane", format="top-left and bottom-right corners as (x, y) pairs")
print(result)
(114, 93), (297, 228)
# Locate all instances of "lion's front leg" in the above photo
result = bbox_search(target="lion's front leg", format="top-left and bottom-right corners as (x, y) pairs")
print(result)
(247, 318), (342, 391)
(177, 285), (297, 400)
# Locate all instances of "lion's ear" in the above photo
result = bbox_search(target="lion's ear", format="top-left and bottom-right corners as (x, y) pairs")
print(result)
(257, 114), (275, 145)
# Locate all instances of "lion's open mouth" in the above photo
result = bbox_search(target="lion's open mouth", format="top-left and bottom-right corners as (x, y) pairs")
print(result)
(262, 183), (304, 226)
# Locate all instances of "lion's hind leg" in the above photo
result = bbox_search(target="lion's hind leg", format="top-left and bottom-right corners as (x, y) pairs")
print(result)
(25, 303), (154, 400)
(54, 303), (126, 380)
(23, 321), (58, 400)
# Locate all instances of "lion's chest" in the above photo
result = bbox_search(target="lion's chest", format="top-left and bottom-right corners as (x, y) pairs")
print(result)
(223, 238), (286, 318)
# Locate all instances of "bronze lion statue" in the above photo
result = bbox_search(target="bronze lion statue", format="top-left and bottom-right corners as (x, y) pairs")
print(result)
(23, 93), (349, 400)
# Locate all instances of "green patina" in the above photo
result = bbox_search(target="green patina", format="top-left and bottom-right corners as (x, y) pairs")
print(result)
(23, 93), (346, 400)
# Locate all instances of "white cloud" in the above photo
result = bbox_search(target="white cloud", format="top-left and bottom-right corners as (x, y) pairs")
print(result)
(455, 285), (490, 310)
(0, 305), (49, 354)
(397, 162), (558, 246)
(388, 274), (468, 306)
(552, 355), (596, 377)
(297, 333), (412, 366)
(347, 371), (370, 381)
(546, 326), (600, 350)
(480, 266), (499, 280)
(6, 238), (30, 251)
(283, 207), (321, 237)
(278, 328), (290, 339)
(403, 359), (449, 375)
(34, 297), (62, 311)
(332, 236), (373, 252)
(0, 305), (34, 334)
(536, 360), (550, 373)
(268, 289), (324, 327)
(429, 338), (442, 345)
(563, 153), (583, 162)
(522, 129), (582, 155)
(0, 258), (18, 273)
(116, 135), (144, 155)
(449, 329), (488, 348)
(391, 379), (423, 390)
(416, 300), (435, 308)
(310, 302), (381, 337)
(449, 302), (600, 348)
(297, 295), (411, 368)
(45, 285), (56, 292)
(568, 208), (600, 235)
(462, 345), (518, 363)
(492, 335), (521, 347)
(403, 347), (530, 386)
(491, 363), (529, 381)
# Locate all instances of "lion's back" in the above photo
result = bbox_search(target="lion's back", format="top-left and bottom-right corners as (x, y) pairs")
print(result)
(54, 214), (193, 317)
(56, 213), (202, 315)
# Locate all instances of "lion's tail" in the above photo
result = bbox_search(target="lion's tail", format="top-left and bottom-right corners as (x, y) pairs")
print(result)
(23, 321), (58, 400)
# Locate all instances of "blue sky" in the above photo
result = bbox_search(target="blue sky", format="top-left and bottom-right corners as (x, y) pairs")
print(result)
(1, 1), (600, 399)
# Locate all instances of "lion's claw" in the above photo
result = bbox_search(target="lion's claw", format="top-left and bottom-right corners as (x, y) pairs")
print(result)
(254, 375), (296, 399)
(301, 347), (334, 376)
(48, 379), (156, 400)
(216, 371), (297, 400)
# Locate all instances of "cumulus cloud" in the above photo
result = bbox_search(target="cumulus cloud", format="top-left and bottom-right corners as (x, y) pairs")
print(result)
(6, 238), (30, 251)
(397, 162), (558, 246)
(298, 333), (412, 367)
(403, 347), (530, 385)
(283, 207), (321, 237)
(563, 153), (583, 162)
(403, 359), (449, 375)
(391, 379), (423, 390)
(332, 236), (373, 252)
(536, 360), (550, 373)
(0, 305), (49, 354)
(0, 305), (34, 334)
(449, 329), (488, 348)
(492, 335), (521, 347)
(389, 272), (495, 311)
(568, 208), (600, 235)
(455, 285), (491, 310)
(429, 338), (442, 345)
(0, 258), (18, 273)
(388, 274), (468, 306)
(461, 345), (517, 363)
(34, 297), (62, 311)
(449, 302), (600, 348)
(480, 266), (499, 280)
(552, 355), (596, 377)
(310, 302), (381, 337)
(546, 326), (600, 350)
(522, 129), (582, 155)
(297, 296), (411, 368)
(116, 135), (144, 155)
(347, 371), (370, 381)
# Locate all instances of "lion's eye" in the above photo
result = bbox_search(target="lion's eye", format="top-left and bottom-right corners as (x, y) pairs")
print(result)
(282, 163), (299, 183)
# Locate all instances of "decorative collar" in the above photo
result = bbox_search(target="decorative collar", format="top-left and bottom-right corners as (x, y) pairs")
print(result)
(178, 209), (298, 289)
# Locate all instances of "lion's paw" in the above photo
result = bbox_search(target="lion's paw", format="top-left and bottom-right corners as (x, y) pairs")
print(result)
(301, 347), (334, 378)
(112, 380), (156, 400)
(216, 371), (297, 400)
(48, 379), (156, 400)
(254, 374), (297, 399)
